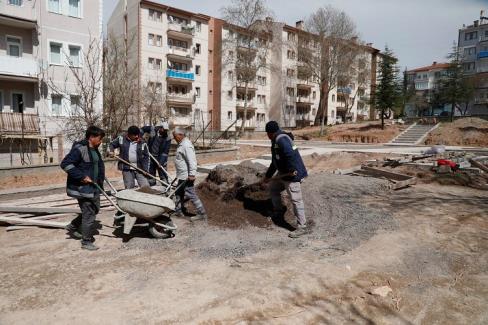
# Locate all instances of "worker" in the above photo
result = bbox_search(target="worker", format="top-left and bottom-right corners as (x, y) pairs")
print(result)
(172, 127), (207, 221)
(109, 125), (150, 189)
(262, 121), (309, 238)
(61, 126), (106, 251)
(146, 122), (171, 184)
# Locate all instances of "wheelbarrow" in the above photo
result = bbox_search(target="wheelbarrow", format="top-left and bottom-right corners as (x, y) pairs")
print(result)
(95, 182), (179, 239)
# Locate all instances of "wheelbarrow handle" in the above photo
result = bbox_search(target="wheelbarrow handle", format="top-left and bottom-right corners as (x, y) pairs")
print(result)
(92, 182), (126, 214)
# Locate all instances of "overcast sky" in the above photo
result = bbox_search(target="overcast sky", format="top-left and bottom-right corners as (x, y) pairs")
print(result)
(103, 0), (487, 70)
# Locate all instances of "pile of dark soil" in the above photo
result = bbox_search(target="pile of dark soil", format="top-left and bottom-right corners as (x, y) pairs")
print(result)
(197, 161), (277, 229)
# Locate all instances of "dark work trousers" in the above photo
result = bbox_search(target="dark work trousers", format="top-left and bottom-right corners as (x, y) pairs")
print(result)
(149, 159), (168, 185)
(70, 195), (100, 244)
(175, 180), (206, 215)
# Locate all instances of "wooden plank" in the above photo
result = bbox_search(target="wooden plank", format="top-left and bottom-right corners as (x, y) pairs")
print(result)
(469, 159), (488, 174)
(0, 216), (68, 228)
(0, 206), (80, 214)
(361, 166), (413, 181)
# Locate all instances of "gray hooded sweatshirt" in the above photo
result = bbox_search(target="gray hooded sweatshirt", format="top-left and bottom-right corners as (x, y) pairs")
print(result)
(175, 137), (197, 180)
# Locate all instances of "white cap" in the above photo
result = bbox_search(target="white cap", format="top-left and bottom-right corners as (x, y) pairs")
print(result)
(160, 121), (169, 130)
(173, 127), (186, 135)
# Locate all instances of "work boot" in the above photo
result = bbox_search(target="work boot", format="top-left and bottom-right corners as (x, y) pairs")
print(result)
(81, 242), (99, 251)
(288, 225), (309, 238)
(190, 214), (207, 222)
(65, 224), (82, 239)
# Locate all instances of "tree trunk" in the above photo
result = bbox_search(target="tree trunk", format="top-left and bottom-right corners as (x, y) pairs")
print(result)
(381, 109), (385, 129)
(450, 101), (455, 122)
(238, 82), (249, 138)
(319, 82), (329, 137)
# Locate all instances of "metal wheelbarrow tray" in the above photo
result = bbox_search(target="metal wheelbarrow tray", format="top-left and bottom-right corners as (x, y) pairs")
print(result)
(115, 189), (176, 238)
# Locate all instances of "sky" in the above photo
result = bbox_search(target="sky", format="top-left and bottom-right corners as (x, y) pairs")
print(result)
(103, 0), (488, 70)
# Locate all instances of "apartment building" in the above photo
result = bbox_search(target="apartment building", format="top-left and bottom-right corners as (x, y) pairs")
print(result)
(108, 0), (380, 133)
(404, 62), (451, 117)
(0, 0), (103, 165)
(108, 0), (211, 130)
(458, 10), (488, 115)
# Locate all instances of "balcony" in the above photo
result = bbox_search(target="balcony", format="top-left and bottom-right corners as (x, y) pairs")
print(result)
(297, 78), (314, 89)
(236, 100), (257, 111)
(167, 92), (194, 104)
(0, 8), (37, 27)
(167, 22), (194, 39)
(166, 69), (194, 82)
(296, 96), (313, 105)
(236, 119), (256, 130)
(478, 51), (488, 59)
(0, 113), (40, 135)
(167, 46), (194, 62)
(337, 87), (352, 95)
(0, 56), (38, 81)
(236, 81), (257, 91)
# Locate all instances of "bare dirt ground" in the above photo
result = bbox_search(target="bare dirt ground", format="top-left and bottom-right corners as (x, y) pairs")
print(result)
(425, 118), (488, 147)
(0, 158), (487, 324)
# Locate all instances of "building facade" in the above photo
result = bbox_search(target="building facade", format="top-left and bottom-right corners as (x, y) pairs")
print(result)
(0, 0), (103, 166)
(458, 10), (488, 115)
(108, 0), (380, 133)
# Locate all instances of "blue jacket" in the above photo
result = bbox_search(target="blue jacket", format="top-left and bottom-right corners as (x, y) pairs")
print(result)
(60, 140), (105, 199)
(265, 130), (308, 182)
(148, 135), (171, 165)
(109, 135), (150, 172)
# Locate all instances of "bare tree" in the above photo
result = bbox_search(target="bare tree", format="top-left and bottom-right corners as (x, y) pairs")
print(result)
(141, 79), (168, 126)
(103, 32), (139, 138)
(41, 36), (103, 141)
(299, 5), (358, 136)
(221, 0), (274, 137)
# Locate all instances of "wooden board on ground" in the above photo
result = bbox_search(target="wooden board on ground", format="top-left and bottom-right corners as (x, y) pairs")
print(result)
(0, 216), (68, 228)
(0, 207), (80, 214)
(357, 166), (417, 190)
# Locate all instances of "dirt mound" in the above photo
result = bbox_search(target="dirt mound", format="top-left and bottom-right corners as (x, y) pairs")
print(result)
(425, 118), (488, 146)
(198, 161), (274, 229)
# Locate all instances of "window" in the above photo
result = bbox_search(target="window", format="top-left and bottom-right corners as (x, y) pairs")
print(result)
(463, 62), (476, 71)
(286, 87), (295, 97)
(195, 65), (201, 75)
(196, 22), (201, 32)
(48, 0), (60, 13)
(332, 94), (335, 102)
(149, 9), (162, 22)
(70, 95), (81, 113)
(227, 111), (233, 120)
(464, 47), (476, 56)
(228, 71), (233, 80)
(313, 91), (316, 99)
(8, 0), (22, 5)
(148, 58), (161, 70)
(148, 33), (154, 46)
(195, 87), (201, 97)
(51, 95), (62, 115)
(7, 36), (22, 57)
(69, 0), (81, 17)
(12, 93), (24, 113)
(287, 69), (295, 77)
(229, 50), (234, 57)
(195, 43), (201, 54)
(68, 45), (81, 67)
(156, 35), (162, 47)
(227, 90), (232, 99)
(50, 42), (62, 64)
(287, 32), (295, 41)
(287, 50), (296, 60)
(262, 95), (266, 104)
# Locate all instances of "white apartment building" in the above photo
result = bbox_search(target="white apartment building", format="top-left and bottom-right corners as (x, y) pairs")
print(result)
(108, 0), (211, 130)
(0, 0), (103, 166)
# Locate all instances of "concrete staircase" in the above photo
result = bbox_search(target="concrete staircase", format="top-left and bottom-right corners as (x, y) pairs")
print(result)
(389, 123), (439, 145)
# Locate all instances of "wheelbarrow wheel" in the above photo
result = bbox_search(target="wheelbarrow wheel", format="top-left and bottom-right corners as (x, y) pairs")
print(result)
(148, 224), (174, 239)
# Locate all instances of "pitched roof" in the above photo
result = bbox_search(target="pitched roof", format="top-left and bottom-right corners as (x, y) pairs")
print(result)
(408, 62), (450, 73)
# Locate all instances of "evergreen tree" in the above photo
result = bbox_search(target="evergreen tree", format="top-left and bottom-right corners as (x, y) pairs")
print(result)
(375, 46), (402, 129)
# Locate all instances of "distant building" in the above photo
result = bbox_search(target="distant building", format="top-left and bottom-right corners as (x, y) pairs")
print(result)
(458, 10), (488, 115)
(404, 62), (451, 117)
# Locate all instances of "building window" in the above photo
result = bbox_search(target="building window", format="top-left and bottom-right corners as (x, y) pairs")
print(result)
(228, 71), (233, 80)
(69, 0), (81, 17)
(148, 34), (154, 46)
(287, 69), (295, 77)
(195, 65), (201, 75)
(70, 95), (81, 113)
(196, 21), (201, 32)
(6, 36), (22, 57)
(48, 0), (60, 13)
(286, 87), (294, 97)
(313, 91), (316, 99)
(287, 32), (295, 41)
(262, 95), (266, 104)
(195, 43), (201, 54)
(332, 94), (335, 102)
(227, 111), (233, 120)
(11, 93), (24, 113)
(8, 0), (22, 5)
(50, 42), (62, 64)
(195, 87), (201, 97)
(149, 9), (162, 22)
(68, 45), (81, 67)
(51, 95), (62, 115)
(156, 35), (162, 47)
(227, 90), (232, 99)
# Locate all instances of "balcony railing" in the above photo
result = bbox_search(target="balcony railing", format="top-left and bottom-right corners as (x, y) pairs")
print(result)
(167, 46), (194, 59)
(297, 96), (313, 104)
(0, 56), (38, 79)
(167, 22), (195, 36)
(166, 69), (195, 81)
(337, 87), (352, 95)
(167, 92), (194, 103)
(0, 4), (37, 24)
(478, 51), (488, 59)
(0, 113), (40, 135)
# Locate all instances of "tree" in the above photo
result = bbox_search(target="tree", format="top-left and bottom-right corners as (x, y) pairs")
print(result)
(41, 36), (103, 141)
(375, 46), (401, 129)
(299, 5), (358, 136)
(141, 80), (167, 126)
(438, 43), (476, 120)
(103, 32), (139, 139)
(221, 0), (274, 137)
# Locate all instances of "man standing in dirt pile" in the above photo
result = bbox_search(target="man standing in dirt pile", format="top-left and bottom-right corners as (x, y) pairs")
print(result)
(262, 121), (309, 238)
(108, 125), (150, 189)
(61, 126), (106, 251)
(172, 127), (207, 221)
(144, 122), (171, 185)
